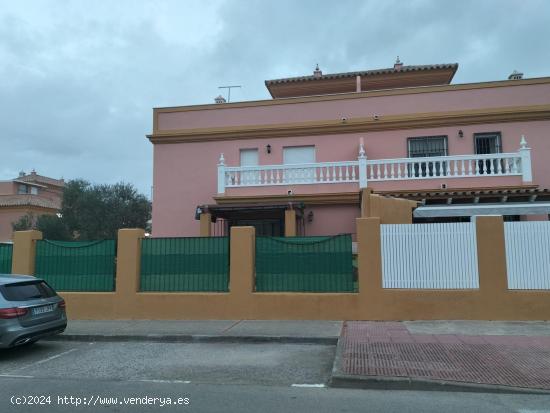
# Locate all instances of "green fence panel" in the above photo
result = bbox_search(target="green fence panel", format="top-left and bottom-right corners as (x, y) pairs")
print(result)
(256, 235), (355, 292)
(140, 237), (229, 292)
(0, 243), (13, 274)
(35, 240), (116, 291)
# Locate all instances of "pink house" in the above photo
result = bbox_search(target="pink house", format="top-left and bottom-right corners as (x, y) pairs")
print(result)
(148, 60), (550, 237)
(0, 170), (64, 242)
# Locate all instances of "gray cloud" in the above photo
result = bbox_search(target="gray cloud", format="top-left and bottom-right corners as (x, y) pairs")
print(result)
(1, 0), (549, 195)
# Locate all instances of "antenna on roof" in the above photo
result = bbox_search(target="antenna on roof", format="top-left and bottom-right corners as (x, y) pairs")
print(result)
(218, 85), (242, 103)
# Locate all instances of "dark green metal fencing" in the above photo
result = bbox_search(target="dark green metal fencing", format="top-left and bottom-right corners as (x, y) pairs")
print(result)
(255, 234), (355, 292)
(35, 240), (116, 291)
(0, 243), (13, 274)
(140, 237), (229, 292)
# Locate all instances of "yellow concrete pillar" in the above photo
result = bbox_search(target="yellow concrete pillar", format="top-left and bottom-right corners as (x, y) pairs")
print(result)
(229, 226), (255, 297)
(11, 230), (42, 275)
(115, 229), (145, 316)
(360, 188), (373, 218)
(200, 213), (212, 237)
(474, 216), (508, 293)
(356, 218), (383, 296)
(284, 210), (296, 237)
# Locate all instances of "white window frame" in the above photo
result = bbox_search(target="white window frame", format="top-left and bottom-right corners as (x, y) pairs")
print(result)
(240, 148), (259, 185)
(283, 146), (316, 183)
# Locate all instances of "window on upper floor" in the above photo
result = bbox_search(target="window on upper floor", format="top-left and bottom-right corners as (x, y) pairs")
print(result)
(407, 136), (448, 177)
(407, 136), (448, 158)
(474, 132), (502, 175)
(283, 146), (316, 164)
(474, 132), (501, 154)
(17, 184), (39, 195)
(240, 148), (259, 166)
(283, 146), (316, 183)
(240, 148), (259, 184)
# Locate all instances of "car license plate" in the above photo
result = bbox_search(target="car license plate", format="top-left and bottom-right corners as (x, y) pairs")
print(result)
(32, 305), (54, 315)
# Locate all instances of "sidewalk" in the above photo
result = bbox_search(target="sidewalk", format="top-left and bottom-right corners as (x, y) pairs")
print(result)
(332, 321), (550, 393)
(50, 320), (343, 344)
(52, 319), (550, 393)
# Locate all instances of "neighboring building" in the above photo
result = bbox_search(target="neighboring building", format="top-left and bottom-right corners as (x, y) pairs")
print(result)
(148, 59), (550, 237)
(0, 170), (64, 241)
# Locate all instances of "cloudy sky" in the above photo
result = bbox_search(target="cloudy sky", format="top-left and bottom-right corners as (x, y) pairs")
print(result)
(1, 0), (549, 197)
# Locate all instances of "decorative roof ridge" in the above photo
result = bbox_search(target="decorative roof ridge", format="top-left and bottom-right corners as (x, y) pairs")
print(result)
(265, 63), (459, 85)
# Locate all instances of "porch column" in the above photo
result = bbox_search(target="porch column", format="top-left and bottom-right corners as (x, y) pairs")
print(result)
(285, 210), (297, 237)
(200, 213), (212, 237)
(358, 142), (368, 188)
(217, 153), (226, 194)
(519, 135), (532, 183)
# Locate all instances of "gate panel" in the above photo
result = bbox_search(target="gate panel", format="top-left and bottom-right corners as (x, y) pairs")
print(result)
(381, 223), (479, 289)
(140, 237), (229, 292)
(0, 243), (13, 274)
(505, 222), (550, 289)
(35, 240), (116, 291)
(255, 235), (355, 292)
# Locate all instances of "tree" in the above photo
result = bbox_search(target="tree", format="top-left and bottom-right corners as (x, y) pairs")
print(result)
(36, 214), (71, 240)
(11, 213), (71, 240)
(12, 213), (36, 232)
(60, 180), (151, 240)
(11, 180), (151, 241)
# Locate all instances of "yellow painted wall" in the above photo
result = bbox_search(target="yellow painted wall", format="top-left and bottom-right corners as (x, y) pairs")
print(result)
(11, 216), (550, 321)
(361, 188), (417, 223)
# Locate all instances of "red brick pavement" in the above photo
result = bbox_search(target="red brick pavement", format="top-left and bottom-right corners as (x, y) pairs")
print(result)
(340, 321), (550, 390)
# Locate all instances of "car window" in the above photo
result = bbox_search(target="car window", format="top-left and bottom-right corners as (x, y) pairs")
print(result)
(0, 281), (57, 301)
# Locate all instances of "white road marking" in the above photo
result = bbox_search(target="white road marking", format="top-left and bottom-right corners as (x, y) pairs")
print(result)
(135, 379), (191, 384)
(0, 374), (34, 378)
(291, 383), (326, 388)
(518, 410), (550, 413)
(11, 348), (79, 372)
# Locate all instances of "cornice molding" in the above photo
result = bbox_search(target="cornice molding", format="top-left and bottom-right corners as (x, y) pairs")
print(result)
(153, 77), (550, 115)
(213, 192), (361, 206)
(148, 104), (550, 144)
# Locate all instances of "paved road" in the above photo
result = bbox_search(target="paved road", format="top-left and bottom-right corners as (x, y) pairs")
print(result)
(0, 341), (335, 385)
(1, 341), (550, 412)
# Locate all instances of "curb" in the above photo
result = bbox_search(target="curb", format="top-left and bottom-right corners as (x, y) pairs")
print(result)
(44, 334), (338, 345)
(330, 373), (550, 394)
(329, 332), (550, 395)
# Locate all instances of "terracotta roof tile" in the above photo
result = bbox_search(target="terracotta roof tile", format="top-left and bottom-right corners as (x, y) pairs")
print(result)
(15, 173), (65, 187)
(265, 63), (459, 85)
(0, 195), (61, 209)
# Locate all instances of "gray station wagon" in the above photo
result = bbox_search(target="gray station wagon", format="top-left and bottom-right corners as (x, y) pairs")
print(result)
(0, 274), (67, 348)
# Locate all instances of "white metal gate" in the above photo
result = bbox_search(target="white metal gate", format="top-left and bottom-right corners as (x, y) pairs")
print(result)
(504, 221), (550, 289)
(381, 223), (479, 289)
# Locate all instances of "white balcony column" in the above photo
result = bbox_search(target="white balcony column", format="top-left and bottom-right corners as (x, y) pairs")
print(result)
(519, 135), (533, 183)
(217, 153), (226, 194)
(358, 142), (368, 188)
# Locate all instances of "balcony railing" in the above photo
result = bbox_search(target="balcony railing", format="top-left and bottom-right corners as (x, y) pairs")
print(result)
(217, 136), (532, 194)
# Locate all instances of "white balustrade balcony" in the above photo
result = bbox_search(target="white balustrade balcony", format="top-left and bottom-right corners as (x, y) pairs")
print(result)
(216, 136), (533, 194)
